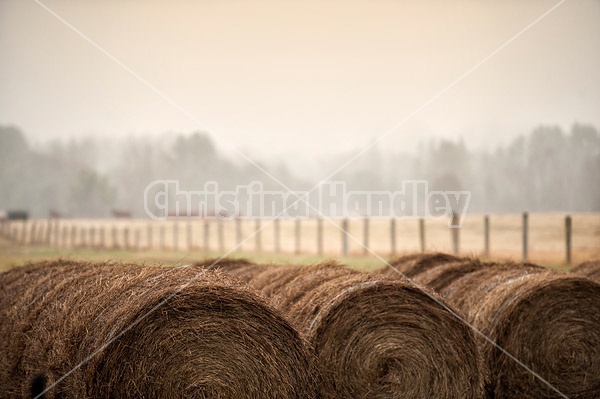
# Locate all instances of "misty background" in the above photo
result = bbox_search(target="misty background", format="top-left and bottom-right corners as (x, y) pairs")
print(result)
(1, 0), (599, 218)
(1, 123), (599, 218)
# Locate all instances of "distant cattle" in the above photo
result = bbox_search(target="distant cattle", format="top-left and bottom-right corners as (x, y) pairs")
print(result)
(111, 209), (132, 218)
(0, 210), (29, 221)
(48, 209), (62, 218)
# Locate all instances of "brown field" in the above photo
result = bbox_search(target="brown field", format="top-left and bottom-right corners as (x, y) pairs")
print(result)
(1, 212), (598, 272)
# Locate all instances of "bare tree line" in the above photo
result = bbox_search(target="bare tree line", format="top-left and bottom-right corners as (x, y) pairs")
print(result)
(0, 123), (598, 218)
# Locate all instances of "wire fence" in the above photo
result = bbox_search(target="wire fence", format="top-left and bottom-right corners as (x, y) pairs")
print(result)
(1, 213), (598, 265)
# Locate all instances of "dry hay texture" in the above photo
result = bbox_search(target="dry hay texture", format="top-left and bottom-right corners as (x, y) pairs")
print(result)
(198, 258), (485, 399)
(385, 253), (600, 399)
(0, 260), (320, 399)
(571, 260), (600, 283)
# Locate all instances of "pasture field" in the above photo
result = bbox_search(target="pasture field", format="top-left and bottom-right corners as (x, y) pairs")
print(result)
(0, 236), (383, 273)
(1, 212), (598, 272)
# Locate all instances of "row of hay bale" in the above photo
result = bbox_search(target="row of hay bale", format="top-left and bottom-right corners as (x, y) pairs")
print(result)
(0, 261), (320, 399)
(198, 259), (486, 399)
(1, 259), (486, 399)
(379, 253), (600, 399)
(571, 259), (600, 283)
(3, 256), (598, 398)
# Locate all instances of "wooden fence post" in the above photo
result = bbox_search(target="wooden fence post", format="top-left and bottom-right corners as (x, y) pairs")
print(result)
(294, 219), (301, 255)
(71, 225), (78, 248)
(451, 213), (460, 256)
(187, 222), (193, 251)
(160, 224), (166, 251)
(236, 218), (242, 251)
(34, 221), (40, 245)
(39, 222), (46, 245)
(203, 221), (209, 251)
(341, 219), (349, 257)
(134, 228), (141, 250)
(255, 219), (262, 252)
(484, 215), (490, 257)
(39, 222), (47, 244)
(45, 219), (52, 245)
(32, 221), (38, 245)
(89, 226), (96, 248)
(317, 218), (323, 256)
(80, 227), (87, 248)
(123, 227), (130, 250)
(30, 221), (37, 245)
(62, 226), (68, 248)
(53, 220), (60, 247)
(20, 220), (28, 245)
(565, 215), (572, 265)
(522, 212), (529, 261)
(111, 226), (118, 249)
(172, 222), (179, 251)
(47, 220), (53, 245)
(390, 218), (396, 256)
(218, 220), (224, 252)
(419, 219), (426, 253)
(363, 218), (370, 255)
(40, 219), (48, 245)
(274, 218), (280, 253)
(99, 226), (105, 249)
(147, 223), (153, 250)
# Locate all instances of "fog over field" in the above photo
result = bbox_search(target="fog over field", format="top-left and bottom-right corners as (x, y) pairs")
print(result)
(1, 124), (599, 218)
(1, 0), (599, 217)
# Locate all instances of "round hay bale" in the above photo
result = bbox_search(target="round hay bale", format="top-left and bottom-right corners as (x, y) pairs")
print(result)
(0, 260), (320, 399)
(414, 260), (541, 296)
(381, 252), (463, 278)
(197, 257), (266, 282)
(212, 261), (485, 399)
(571, 260), (600, 283)
(416, 262), (600, 399)
(410, 260), (486, 293)
(383, 253), (544, 296)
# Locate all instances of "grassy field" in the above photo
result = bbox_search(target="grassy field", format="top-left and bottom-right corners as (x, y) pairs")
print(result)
(0, 237), (386, 273)
(1, 212), (598, 272)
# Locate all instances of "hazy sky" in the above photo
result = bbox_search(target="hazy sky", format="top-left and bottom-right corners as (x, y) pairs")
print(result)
(1, 0), (599, 161)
